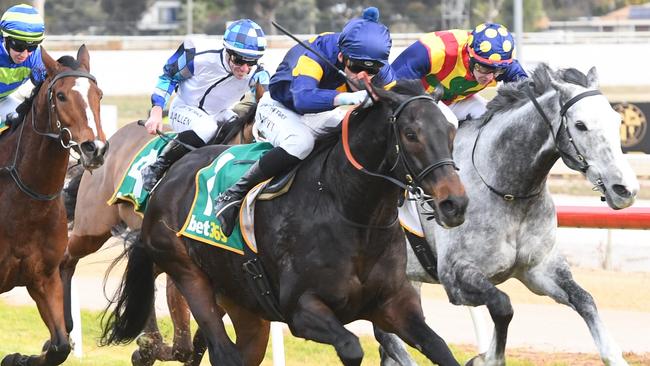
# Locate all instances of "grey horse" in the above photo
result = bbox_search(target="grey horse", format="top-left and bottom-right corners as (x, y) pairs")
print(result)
(376, 64), (639, 366)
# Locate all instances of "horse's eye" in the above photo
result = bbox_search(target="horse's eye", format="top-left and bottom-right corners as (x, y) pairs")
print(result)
(56, 92), (66, 102)
(575, 121), (588, 131)
(404, 129), (417, 142)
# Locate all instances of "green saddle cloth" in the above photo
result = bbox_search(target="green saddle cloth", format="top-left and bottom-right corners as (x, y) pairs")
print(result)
(107, 133), (177, 214)
(179, 142), (273, 254)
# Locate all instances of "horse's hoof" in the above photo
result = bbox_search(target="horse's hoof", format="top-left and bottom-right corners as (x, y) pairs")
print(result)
(465, 354), (486, 366)
(1, 353), (21, 366)
(132, 349), (155, 366)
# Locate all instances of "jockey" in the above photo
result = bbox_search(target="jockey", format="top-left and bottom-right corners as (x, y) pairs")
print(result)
(391, 22), (528, 124)
(214, 7), (396, 237)
(0, 4), (46, 124)
(141, 19), (269, 192)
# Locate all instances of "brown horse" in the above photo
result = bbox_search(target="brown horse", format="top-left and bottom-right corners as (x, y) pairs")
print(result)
(0, 45), (106, 366)
(61, 89), (260, 365)
(101, 79), (468, 365)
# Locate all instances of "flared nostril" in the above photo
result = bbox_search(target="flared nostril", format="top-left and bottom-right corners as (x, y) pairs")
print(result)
(612, 184), (631, 198)
(439, 199), (457, 217)
(80, 141), (97, 155)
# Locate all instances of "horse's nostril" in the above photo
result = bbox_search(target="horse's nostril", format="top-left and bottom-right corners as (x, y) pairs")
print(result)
(439, 199), (457, 216)
(80, 141), (97, 154)
(612, 184), (631, 198)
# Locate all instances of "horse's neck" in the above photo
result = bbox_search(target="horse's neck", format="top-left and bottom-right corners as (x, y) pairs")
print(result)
(327, 112), (399, 224)
(15, 98), (70, 194)
(473, 92), (561, 191)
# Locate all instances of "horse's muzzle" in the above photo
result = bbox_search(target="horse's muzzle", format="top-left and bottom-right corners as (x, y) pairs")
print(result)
(79, 140), (109, 170)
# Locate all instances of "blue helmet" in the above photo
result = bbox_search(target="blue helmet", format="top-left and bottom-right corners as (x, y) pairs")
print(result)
(338, 7), (391, 65)
(467, 23), (515, 68)
(0, 4), (45, 43)
(223, 19), (266, 60)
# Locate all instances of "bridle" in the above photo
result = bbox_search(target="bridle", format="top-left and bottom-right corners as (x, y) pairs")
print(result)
(0, 69), (97, 200)
(471, 80), (603, 201)
(343, 95), (457, 198)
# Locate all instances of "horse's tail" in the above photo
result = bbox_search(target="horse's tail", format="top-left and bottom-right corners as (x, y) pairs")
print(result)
(213, 102), (258, 145)
(63, 163), (84, 223)
(99, 230), (155, 346)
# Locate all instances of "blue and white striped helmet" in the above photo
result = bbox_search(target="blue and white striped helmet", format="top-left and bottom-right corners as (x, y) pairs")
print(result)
(223, 19), (266, 60)
(0, 4), (45, 43)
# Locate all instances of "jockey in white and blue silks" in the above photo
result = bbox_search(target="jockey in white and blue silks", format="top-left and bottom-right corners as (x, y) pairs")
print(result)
(0, 4), (46, 125)
(214, 7), (396, 237)
(141, 19), (268, 192)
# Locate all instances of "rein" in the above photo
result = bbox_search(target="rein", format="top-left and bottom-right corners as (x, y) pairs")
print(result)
(471, 81), (603, 201)
(342, 95), (457, 196)
(0, 69), (97, 200)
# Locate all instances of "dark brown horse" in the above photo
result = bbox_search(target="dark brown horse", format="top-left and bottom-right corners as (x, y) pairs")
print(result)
(61, 88), (260, 365)
(0, 45), (106, 366)
(100, 79), (468, 365)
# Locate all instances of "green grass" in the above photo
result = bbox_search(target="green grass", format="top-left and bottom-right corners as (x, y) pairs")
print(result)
(103, 95), (151, 128)
(1, 300), (618, 366)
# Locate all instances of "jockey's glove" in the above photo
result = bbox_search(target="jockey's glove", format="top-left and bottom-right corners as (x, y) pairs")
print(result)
(334, 90), (373, 108)
(215, 108), (239, 125)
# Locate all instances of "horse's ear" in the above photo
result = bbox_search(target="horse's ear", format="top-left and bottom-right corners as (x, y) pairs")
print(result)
(550, 77), (573, 100)
(40, 47), (59, 76)
(586, 66), (599, 88)
(77, 44), (90, 72)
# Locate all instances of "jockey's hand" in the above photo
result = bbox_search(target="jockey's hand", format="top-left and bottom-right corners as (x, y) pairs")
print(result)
(145, 106), (164, 135)
(334, 90), (373, 108)
(215, 109), (239, 126)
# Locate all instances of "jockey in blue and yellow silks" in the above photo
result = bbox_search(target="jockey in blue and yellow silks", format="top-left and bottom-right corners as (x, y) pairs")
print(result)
(0, 4), (46, 128)
(392, 23), (528, 125)
(214, 7), (396, 237)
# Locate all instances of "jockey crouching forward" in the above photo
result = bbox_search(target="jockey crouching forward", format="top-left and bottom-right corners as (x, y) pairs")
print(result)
(214, 7), (396, 237)
(141, 19), (269, 192)
(0, 4), (46, 125)
(392, 22), (528, 125)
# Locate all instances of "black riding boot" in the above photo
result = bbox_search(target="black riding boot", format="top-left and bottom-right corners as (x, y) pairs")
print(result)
(142, 137), (190, 192)
(214, 147), (300, 237)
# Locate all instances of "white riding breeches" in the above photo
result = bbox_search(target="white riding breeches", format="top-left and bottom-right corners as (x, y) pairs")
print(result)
(168, 97), (238, 144)
(253, 92), (347, 159)
(448, 94), (488, 123)
(0, 95), (22, 123)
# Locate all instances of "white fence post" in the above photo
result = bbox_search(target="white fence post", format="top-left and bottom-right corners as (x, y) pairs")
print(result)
(271, 322), (286, 366)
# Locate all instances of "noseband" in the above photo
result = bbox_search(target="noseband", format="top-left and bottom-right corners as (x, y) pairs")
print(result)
(343, 95), (457, 197)
(1, 69), (97, 200)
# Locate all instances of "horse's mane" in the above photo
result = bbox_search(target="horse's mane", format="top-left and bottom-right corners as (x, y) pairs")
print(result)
(484, 63), (592, 116)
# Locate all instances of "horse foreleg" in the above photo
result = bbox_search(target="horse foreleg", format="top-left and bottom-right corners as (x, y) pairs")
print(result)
(521, 259), (629, 366)
(9, 272), (72, 366)
(290, 293), (363, 366)
(441, 264), (513, 366)
(61, 232), (112, 332)
(371, 286), (459, 366)
(374, 281), (422, 366)
(373, 326), (417, 366)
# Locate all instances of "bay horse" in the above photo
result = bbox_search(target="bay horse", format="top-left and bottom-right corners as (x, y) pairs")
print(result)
(375, 64), (639, 366)
(99, 79), (468, 365)
(60, 89), (260, 365)
(0, 45), (107, 366)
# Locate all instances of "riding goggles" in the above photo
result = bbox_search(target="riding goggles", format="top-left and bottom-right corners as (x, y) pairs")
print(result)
(473, 62), (505, 77)
(228, 51), (258, 67)
(6, 37), (40, 53)
(345, 57), (383, 76)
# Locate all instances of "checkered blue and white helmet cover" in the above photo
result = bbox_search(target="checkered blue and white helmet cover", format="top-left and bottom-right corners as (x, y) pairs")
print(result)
(223, 19), (266, 60)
